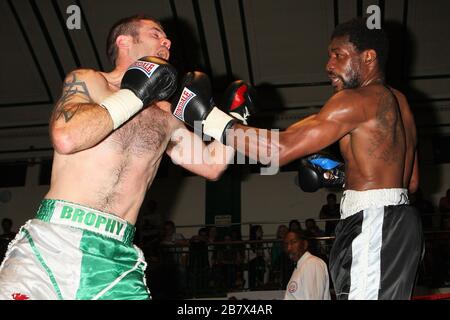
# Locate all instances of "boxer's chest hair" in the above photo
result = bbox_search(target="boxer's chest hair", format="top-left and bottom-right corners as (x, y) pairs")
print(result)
(109, 107), (169, 157)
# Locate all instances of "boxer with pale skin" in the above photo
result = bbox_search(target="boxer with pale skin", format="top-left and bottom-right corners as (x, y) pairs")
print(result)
(0, 14), (238, 300)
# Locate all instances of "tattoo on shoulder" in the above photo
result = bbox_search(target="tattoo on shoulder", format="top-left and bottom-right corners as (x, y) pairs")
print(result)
(367, 90), (401, 162)
(54, 72), (93, 123)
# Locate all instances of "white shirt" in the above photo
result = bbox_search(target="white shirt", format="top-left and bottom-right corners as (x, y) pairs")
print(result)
(284, 251), (331, 300)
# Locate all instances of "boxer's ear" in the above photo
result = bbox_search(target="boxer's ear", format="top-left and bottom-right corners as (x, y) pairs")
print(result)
(363, 49), (377, 65)
(303, 239), (309, 251)
(116, 35), (133, 49)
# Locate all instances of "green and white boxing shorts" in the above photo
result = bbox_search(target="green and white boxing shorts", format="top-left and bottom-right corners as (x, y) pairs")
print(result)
(0, 199), (150, 300)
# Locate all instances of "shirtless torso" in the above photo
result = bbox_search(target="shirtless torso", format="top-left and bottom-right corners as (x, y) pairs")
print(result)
(336, 84), (417, 192)
(0, 16), (235, 300)
(46, 68), (230, 225)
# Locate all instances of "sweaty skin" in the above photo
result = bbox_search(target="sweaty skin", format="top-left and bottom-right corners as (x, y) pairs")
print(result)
(229, 35), (418, 193)
(46, 20), (233, 224)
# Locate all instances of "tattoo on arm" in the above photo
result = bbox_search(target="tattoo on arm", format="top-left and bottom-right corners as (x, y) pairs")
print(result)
(54, 73), (93, 123)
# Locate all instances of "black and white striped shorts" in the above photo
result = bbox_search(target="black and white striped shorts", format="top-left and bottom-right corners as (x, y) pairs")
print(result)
(329, 189), (423, 300)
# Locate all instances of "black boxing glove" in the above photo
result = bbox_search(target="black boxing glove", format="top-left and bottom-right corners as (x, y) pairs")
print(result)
(295, 153), (345, 192)
(101, 56), (177, 129)
(171, 71), (237, 143)
(221, 80), (257, 125)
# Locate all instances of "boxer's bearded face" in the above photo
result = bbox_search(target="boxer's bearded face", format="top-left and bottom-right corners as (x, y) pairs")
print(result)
(327, 36), (363, 92)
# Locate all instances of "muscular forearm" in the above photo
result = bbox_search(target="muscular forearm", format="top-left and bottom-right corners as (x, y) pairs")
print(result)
(227, 114), (320, 169)
(199, 141), (235, 180)
(204, 140), (235, 167)
(168, 128), (235, 180)
(51, 103), (113, 154)
(227, 123), (279, 165)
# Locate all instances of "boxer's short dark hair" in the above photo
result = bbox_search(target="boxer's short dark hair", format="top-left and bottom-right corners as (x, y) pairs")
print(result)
(332, 18), (389, 71)
(106, 14), (162, 65)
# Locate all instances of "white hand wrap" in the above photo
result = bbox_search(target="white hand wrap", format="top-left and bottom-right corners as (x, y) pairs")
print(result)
(100, 89), (143, 129)
(203, 107), (235, 143)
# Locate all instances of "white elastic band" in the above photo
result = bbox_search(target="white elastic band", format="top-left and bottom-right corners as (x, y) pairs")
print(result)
(100, 89), (143, 129)
(340, 188), (409, 219)
(203, 107), (235, 142)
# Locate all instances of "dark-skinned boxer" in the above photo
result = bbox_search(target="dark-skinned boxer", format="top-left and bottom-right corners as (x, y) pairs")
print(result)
(174, 18), (422, 300)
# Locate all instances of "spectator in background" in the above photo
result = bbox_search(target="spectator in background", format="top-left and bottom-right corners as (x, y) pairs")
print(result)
(160, 220), (186, 245)
(247, 225), (270, 289)
(319, 193), (340, 236)
(305, 218), (325, 237)
(439, 189), (450, 214)
(156, 220), (188, 298)
(442, 215), (450, 230)
(207, 226), (218, 269)
(229, 228), (245, 289)
(284, 230), (331, 300)
(1, 218), (16, 240)
(189, 227), (208, 243)
(441, 216), (450, 286)
(289, 219), (302, 232)
(0, 218), (17, 263)
(188, 227), (209, 293)
(428, 215), (450, 287)
(135, 199), (161, 245)
(159, 220), (187, 266)
(270, 224), (289, 285)
(304, 218), (326, 258)
(410, 189), (435, 230)
(208, 226), (218, 243)
(285, 220), (304, 286)
(215, 233), (240, 290)
(205, 226), (221, 289)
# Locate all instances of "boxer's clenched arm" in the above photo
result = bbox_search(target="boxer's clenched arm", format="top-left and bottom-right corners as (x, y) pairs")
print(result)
(228, 91), (365, 167)
(50, 69), (113, 154)
(278, 93), (365, 165)
(166, 127), (235, 181)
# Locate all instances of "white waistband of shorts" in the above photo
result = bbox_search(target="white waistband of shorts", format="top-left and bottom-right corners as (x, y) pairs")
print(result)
(340, 188), (409, 219)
